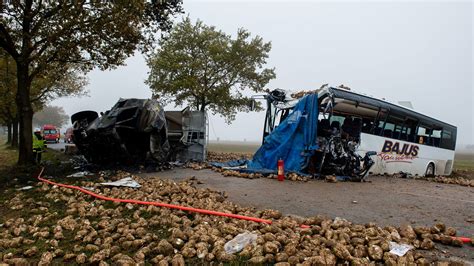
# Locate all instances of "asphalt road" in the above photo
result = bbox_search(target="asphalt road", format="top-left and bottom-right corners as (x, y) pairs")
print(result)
(46, 141), (69, 151)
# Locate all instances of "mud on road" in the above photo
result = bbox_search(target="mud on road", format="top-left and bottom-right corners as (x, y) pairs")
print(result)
(140, 169), (474, 261)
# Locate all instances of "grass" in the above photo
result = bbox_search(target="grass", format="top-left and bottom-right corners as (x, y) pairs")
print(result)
(208, 141), (260, 154)
(453, 153), (474, 171)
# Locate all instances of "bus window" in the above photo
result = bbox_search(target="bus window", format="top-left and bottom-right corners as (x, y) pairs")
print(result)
(380, 112), (404, 139)
(393, 124), (403, 140)
(431, 128), (442, 147)
(417, 125), (432, 145)
(361, 118), (373, 133)
(373, 109), (389, 136)
(382, 122), (395, 138)
(402, 119), (417, 142)
(440, 128), (456, 150)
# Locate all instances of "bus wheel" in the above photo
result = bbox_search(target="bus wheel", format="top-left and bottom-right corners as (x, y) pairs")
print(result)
(425, 163), (435, 177)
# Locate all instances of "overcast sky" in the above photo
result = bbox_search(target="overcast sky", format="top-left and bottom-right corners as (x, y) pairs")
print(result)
(52, 0), (473, 146)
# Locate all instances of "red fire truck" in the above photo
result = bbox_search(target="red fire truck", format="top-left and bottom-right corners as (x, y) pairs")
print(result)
(42, 124), (60, 143)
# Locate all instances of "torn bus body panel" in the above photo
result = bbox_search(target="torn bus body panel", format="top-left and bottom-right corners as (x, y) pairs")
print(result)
(72, 98), (207, 164)
(252, 88), (375, 181)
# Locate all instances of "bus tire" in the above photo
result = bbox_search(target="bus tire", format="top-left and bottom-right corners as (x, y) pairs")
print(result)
(425, 163), (435, 177)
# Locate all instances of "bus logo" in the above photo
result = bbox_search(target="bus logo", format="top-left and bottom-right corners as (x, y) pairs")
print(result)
(379, 140), (419, 163)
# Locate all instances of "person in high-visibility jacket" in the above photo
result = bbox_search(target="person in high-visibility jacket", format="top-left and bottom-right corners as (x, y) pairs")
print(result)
(33, 128), (46, 164)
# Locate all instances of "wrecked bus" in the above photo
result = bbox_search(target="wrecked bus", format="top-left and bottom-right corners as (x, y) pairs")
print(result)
(259, 86), (456, 177)
(71, 98), (207, 164)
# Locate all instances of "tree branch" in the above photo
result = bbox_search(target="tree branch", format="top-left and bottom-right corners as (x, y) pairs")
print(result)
(0, 23), (19, 58)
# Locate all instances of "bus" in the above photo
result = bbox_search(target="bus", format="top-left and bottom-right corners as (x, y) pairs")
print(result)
(260, 86), (457, 177)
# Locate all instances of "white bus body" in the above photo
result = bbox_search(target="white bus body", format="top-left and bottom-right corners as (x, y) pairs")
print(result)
(357, 133), (455, 176)
(321, 87), (457, 177)
(260, 87), (457, 177)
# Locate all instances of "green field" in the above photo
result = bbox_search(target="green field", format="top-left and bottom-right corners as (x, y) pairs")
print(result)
(208, 141), (260, 154)
(453, 153), (474, 171)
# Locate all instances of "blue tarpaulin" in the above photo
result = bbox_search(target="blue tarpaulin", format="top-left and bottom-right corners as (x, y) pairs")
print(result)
(247, 93), (319, 173)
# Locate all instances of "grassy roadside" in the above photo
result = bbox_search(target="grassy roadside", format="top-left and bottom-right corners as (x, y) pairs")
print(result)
(453, 153), (474, 171)
(0, 140), (72, 187)
(208, 141), (260, 154)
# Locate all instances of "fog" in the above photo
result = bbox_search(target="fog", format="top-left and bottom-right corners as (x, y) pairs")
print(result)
(51, 1), (473, 147)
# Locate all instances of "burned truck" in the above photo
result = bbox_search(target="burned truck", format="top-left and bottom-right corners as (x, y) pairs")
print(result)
(71, 98), (207, 164)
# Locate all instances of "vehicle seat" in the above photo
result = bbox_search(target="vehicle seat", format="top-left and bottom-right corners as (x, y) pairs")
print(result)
(318, 119), (331, 137)
(330, 121), (341, 132)
(400, 133), (407, 141)
(341, 117), (353, 136)
(362, 119), (373, 133)
(392, 132), (400, 139)
(351, 118), (362, 138)
(427, 137), (434, 146)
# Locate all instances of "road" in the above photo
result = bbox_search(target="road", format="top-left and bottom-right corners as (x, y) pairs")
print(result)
(139, 168), (474, 261)
(46, 141), (69, 151)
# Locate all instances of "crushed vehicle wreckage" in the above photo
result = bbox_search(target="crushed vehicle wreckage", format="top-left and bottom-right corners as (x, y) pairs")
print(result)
(71, 98), (207, 164)
(248, 87), (376, 181)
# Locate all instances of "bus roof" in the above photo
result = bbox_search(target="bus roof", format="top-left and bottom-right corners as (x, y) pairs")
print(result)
(326, 87), (456, 129)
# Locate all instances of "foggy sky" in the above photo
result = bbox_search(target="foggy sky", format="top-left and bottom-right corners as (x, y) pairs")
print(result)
(51, 1), (473, 147)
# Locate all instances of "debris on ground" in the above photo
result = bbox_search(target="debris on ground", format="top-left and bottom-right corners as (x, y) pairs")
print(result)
(325, 175), (338, 183)
(206, 151), (252, 162)
(186, 162), (207, 170)
(100, 177), (141, 188)
(389, 241), (413, 256)
(427, 176), (474, 187)
(387, 171), (474, 187)
(224, 232), (258, 254)
(67, 171), (93, 178)
(0, 170), (470, 264)
(17, 186), (33, 191)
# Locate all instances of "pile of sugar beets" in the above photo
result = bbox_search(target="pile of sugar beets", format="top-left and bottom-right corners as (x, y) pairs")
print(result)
(1, 170), (472, 265)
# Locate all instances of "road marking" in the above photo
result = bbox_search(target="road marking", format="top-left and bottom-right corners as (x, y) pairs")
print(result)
(397, 192), (474, 204)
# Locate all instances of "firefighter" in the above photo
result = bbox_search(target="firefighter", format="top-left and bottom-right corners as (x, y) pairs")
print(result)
(33, 128), (46, 164)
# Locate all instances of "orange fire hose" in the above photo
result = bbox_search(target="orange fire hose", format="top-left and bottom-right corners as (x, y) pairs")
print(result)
(37, 168), (473, 243)
(36, 167), (275, 225)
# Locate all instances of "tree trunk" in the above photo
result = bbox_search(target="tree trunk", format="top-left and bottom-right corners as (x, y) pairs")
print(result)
(11, 116), (19, 148)
(15, 62), (34, 164)
(6, 123), (12, 144)
(199, 96), (207, 112)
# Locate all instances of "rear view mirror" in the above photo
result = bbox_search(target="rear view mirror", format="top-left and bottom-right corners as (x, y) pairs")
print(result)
(365, 151), (377, 156)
